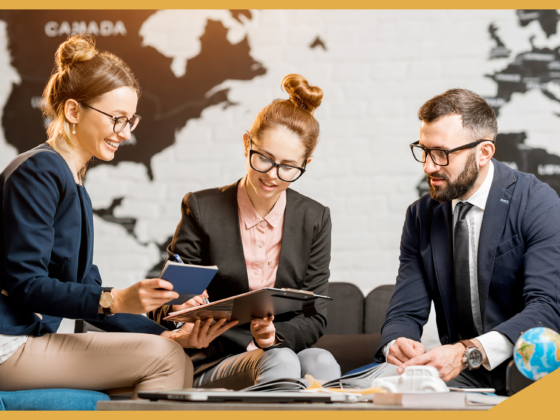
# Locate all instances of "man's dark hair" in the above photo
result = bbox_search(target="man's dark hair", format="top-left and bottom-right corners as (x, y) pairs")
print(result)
(418, 89), (498, 141)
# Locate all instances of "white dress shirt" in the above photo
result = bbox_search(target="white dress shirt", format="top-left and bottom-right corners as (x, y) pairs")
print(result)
(384, 161), (514, 370)
(0, 335), (28, 364)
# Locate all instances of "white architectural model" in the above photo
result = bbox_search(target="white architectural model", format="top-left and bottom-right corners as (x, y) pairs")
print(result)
(371, 366), (449, 393)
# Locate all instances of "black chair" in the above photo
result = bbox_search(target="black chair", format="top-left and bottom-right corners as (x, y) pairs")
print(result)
(506, 360), (534, 396)
(314, 283), (395, 375)
(364, 284), (395, 334)
(74, 320), (104, 333)
(324, 282), (364, 335)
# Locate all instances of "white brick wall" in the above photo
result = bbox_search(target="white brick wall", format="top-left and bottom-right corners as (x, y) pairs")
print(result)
(1, 11), (558, 344)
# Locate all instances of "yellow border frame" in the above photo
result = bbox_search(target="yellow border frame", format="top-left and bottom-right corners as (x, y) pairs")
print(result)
(2, 2), (560, 8)
(1, 5), (559, 419)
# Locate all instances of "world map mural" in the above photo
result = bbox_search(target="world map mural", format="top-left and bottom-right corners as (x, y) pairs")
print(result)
(418, 9), (560, 196)
(1, 10), (559, 301)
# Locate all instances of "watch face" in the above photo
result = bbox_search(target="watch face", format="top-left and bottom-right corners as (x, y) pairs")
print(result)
(468, 349), (484, 367)
(100, 292), (113, 308)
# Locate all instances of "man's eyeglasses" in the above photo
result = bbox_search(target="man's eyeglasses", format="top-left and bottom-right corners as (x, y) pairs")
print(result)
(81, 103), (141, 134)
(410, 139), (495, 167)
(247, 132), (306, 182)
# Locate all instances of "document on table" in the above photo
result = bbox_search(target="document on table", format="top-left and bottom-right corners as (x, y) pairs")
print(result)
(374, 392), (507, 408)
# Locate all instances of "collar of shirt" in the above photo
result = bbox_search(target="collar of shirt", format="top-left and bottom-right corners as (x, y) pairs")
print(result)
(237, 175), (287, 229)
(452, 160), (495, 214)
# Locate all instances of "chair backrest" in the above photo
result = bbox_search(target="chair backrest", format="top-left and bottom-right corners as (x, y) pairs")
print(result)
(364, 284), (395, 334)
(74, 320), (104, 333)
(506, 360), (534, 396)
(324, 282), (364, 335)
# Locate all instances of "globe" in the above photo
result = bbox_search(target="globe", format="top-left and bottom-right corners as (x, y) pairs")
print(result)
(514, 327), (560, 381)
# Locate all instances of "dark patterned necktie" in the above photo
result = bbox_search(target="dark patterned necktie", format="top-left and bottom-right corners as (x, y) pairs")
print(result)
(453, 202), (478, 340)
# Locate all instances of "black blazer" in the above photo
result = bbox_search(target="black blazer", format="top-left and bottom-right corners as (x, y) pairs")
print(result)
(149, 180), (332, 368)
(0, 144), (165, 336)
(377, 159), (560, 362)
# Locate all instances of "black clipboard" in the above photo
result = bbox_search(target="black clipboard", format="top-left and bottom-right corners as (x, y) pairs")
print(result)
(163, 287), (332, 326)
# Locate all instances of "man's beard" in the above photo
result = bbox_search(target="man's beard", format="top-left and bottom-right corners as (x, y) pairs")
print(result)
(427, 150), (479, 202)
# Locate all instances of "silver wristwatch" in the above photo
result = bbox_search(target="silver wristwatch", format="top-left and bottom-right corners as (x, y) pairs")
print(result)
(460, 339), (483, 370)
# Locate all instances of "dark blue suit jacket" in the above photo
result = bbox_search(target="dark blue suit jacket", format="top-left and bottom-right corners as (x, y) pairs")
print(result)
(377, 158), (560, 361)
(0, 144), (165, 336)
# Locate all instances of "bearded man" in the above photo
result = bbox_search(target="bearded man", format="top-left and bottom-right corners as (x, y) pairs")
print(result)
(375, 88), (560, 395)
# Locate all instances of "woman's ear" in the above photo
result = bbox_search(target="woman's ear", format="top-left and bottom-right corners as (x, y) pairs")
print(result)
(64, 99), (80, 124)
(243, 133), (250, 157)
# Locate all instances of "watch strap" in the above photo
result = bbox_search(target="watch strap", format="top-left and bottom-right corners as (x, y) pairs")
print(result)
(460, 339), (477, 350)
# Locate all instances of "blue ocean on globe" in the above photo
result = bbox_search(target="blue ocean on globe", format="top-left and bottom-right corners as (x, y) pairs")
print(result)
(514, 327), (560, 381)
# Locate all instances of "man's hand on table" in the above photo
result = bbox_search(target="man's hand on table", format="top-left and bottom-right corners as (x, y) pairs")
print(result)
(387, 337), (425, 366)
(399, 343), (465, 381)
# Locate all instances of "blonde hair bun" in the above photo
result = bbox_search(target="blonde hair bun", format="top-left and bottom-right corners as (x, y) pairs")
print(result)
(282, 74), (323, 114)
(55, 34), (98, 71)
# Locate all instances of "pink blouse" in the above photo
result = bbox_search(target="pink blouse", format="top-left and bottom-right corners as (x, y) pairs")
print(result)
(237, 176), (286, 291)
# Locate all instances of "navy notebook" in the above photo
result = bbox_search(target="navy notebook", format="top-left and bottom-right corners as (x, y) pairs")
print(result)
(159, 261), (218, 305)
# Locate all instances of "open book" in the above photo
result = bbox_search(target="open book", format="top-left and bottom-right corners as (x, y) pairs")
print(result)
(322, 362), (400, 389)
(241, 362), (399, 392)
(242, 377), (308, 392)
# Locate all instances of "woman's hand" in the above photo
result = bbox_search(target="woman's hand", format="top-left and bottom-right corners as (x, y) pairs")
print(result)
(250, 316), (278, 348)
(171, 290), (209, 312)
(110, 279), (178, 314)
(163, 318), (239, 349)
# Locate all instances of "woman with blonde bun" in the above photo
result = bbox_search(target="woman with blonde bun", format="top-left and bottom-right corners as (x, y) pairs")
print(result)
(149, 74), (341, 389)
(0, 34), (237, 395)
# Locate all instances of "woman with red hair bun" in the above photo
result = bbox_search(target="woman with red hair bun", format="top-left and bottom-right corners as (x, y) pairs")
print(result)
(149, 73), (341, 389)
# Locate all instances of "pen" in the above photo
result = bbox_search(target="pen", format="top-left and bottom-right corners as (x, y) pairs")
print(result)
(172, 254), (210, 305)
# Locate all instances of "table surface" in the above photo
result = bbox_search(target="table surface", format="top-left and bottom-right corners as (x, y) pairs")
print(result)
(97, 400), (492, 411)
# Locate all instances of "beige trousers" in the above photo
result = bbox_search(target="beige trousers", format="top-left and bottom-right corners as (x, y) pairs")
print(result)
(0, 333), (193, 396)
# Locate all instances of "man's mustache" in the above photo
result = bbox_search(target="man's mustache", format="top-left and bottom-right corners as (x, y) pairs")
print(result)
(427, 173), (449, 182)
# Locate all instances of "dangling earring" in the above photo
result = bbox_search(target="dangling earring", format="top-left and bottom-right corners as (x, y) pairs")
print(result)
(72, 124), (76, 134)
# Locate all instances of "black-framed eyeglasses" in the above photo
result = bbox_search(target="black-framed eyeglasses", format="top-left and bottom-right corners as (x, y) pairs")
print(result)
(246, 132), (307, 182)
(410, 139), (495, 167)
(81, 103), (141, 134)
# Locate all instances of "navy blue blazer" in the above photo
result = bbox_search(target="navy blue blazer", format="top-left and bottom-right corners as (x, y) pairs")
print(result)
(377, 158), (560, 361)
(0, 144), (165, 336)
